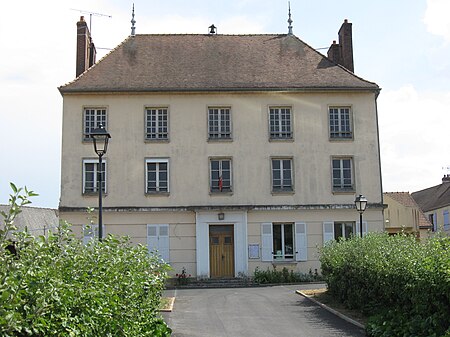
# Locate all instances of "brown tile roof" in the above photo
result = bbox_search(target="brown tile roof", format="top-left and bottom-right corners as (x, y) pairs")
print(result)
(412, 182), (450, 212)
(384, 192), (418, 208)
(59, 34), (379, 93)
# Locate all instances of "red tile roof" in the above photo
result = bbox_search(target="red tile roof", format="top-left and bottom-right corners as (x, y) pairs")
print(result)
(59, 34), (379, 93)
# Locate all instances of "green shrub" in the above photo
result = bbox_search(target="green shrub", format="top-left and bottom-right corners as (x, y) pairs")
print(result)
(320, 232), (450, 337)
(0, 184), (172, 336)
(253, 266), (322, 284)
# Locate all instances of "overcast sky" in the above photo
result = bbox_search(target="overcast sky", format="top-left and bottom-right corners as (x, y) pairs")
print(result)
(1, 0), (449, 208)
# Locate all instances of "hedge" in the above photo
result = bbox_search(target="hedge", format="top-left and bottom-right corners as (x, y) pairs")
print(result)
(0, 184), (172, 336)
(320, 232), (450, 337)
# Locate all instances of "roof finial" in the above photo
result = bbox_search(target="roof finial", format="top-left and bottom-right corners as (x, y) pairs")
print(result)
(287, 2), (293, 35)
(131, 3), (136, 36)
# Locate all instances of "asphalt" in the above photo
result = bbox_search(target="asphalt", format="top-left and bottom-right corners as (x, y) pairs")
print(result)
(162, 284), (366, 337)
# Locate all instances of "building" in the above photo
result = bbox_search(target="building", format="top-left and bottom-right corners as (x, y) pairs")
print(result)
(0, 205), (59, 238)
(383, 192), (432, 239)
(412, 175), (450, 234)
(58, 14), (384, 278)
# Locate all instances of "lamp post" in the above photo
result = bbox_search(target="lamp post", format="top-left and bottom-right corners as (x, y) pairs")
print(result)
(90, 124), (111, 241)
(354, 194), (367, 238)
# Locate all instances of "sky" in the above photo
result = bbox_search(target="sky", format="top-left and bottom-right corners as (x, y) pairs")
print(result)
(1, 0), (450, 208)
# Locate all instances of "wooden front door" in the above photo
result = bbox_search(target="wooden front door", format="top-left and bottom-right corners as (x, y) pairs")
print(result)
(209, 225), (234, 278)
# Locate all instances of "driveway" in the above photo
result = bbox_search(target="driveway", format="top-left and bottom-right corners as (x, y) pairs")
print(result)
(163, 284), (366, 337)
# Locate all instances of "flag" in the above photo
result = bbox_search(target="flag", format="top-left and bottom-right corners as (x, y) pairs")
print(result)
(218, 176), (223, 192)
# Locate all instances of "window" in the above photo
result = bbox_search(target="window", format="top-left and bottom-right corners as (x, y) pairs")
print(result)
(273, 223), (294, 260)
(323, 221), (366, 243)
(332, 158), (354, 191)
(82, 224), (104, 244)
(146, 159), (169, 193)
(147, 224), (170, 262)
(146, 107), (168, 140)
(272, 158), (293, 192)
(269, 107), (292, 139)
(83, 159), (106, 194)
(208, 107), (231, 139)
(329, 107), (352, 139)
(210, 159), (232, 193)
(334, 222), (355, 240)
(84, 108), (107, 140)
(261, 222), (307, 262)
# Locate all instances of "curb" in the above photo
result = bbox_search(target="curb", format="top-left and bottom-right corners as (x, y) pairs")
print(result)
(296, 290), (365, 330)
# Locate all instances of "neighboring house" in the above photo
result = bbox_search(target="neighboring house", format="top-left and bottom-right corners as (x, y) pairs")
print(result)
(412, 175), (450, 235)
(0, 205), (59, 238)
(383, 192), (432, 239)
(58, 15), (384, 278)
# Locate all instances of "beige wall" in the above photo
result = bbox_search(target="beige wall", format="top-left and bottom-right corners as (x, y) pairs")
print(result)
(61, 207), (383, 277)
(424, 207), (450, 234)
(60, 91), (382, 208)
(383, 195), (420, 235)
(60, 90), (383, 276)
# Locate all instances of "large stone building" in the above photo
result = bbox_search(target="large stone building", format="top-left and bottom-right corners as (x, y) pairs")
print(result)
(58, 15), (384, 278)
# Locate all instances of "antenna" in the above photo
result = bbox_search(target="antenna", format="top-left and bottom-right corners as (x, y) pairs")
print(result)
(71, 8), (112, 35)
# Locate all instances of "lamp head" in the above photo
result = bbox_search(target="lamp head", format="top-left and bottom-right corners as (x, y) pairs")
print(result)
(90, 125), (111, 156)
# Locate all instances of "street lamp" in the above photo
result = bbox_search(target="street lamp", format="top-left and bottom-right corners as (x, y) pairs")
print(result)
(354, 194), (367, 238)
(90, 124), (111, 241)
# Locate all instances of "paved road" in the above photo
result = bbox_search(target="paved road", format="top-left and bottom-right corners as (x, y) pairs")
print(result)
(163, 284), (366, 337)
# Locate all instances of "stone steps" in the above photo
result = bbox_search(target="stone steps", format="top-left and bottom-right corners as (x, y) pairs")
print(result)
(166, 277), (258, 289)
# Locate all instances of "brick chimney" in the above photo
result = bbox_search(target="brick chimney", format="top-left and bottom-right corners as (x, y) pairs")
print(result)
(76, 16), (96, 77)
(327, 19), (354, 72)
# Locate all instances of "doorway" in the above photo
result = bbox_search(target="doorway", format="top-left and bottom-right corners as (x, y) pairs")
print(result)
(209, 225), (234, 278)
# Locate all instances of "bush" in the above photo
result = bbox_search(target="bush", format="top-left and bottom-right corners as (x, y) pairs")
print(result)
(253, 266), (322, 284)
(0, 184), (172, 336)
(320, 232), (450, 337)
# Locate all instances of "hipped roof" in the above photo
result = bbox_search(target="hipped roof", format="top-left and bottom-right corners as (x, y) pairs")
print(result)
(412, 183), (450, 213)
(59, 34), (379, 93)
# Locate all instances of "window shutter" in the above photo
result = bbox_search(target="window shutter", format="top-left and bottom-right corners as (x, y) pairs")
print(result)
(83, 224), (102, 244)
(323, 222), (334, 244)
(356, 221), (368, 236)
(261, 223), (273, 262)
(158, 224), (170, 263)
(147, 225), (159, 255)
(295, 222), (307, 261)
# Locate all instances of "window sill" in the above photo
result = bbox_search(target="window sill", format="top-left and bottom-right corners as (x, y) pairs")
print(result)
(145, 139), (170, 143)
(269, 138), (294, 142)
(271, 190), (295, 195)
(329, 137), (353, 142)
(83, 192), (108, 197)
(271, 260), (296, 266)
(207, 138), (233, 142)
(145, 192), (170, 197)
(209, 191), (233, 196)
(332, 189), (355, 195)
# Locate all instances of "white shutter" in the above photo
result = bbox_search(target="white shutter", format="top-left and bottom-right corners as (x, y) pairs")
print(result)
(323, 222), (334, 244)
(295, 222), (307, 261)
(158, 224), (170, 263)
(147, 224), (170, 263)
(83, 224), (101, 244)
(356, 221), (368, 236)
(147, 225), (158, 254)
(261, 223), (273, 262)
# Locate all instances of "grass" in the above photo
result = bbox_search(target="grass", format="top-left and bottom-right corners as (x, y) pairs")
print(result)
(159, 297), (175, 312)
(300, 289), (367, 326)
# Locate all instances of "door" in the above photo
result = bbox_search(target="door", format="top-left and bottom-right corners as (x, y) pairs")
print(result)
(209, 225), (234, 278)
